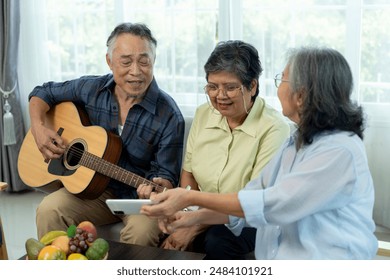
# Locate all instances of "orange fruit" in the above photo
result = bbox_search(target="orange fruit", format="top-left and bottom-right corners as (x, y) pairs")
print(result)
(37, 245), (66, 260)
(67, 253), (88, 260)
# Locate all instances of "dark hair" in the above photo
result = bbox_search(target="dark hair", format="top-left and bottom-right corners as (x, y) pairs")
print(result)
(286, 47), (365, 147)
(204, 40), (263, 102)
(106, 22), (157, 58)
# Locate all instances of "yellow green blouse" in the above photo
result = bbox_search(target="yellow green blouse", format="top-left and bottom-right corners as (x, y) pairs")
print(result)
(183, 97), (290, 194)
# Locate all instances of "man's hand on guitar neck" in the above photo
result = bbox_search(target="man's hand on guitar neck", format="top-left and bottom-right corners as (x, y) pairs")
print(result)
(137, 177), (174, 199)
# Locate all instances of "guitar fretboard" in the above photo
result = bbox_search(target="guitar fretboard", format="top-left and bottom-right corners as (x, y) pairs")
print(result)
(75, 148), (167, 193)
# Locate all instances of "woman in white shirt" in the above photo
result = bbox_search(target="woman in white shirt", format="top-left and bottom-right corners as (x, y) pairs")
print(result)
(141, 47), (378, 260)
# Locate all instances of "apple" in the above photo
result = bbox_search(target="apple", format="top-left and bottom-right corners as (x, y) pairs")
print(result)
(77, 221), (97, 239)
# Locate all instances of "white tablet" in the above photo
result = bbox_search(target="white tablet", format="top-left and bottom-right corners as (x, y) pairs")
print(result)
(105, 199), (153, 215)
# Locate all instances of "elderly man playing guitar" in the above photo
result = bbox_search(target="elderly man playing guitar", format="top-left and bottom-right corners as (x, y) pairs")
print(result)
(21, 22), (184, 247)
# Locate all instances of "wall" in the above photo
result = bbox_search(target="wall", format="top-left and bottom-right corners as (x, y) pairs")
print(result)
(364, 121), (390, 228)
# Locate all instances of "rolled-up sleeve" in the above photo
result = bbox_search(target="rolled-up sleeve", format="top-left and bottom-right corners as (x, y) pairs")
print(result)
(226, 175), (267, 234)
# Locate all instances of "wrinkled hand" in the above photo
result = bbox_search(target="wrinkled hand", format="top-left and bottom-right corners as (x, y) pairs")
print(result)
(158, 211), (200, 234)
(137, 177), (173, 199)
(160, 227), (196, 251)
(140, 188), (190, 217)
(31, 124), (66, 161)
(137, 183), (154, 199)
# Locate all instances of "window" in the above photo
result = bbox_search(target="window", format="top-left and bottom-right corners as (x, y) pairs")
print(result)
(241, 0), (351, 110)
(360, 1), (390, 122)
(237, 0), (390, 114)
(19, 0), (390, 118)
(17, 0), (390, 228)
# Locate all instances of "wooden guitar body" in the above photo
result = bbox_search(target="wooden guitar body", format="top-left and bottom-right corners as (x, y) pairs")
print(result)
(17, 102), (122, 199)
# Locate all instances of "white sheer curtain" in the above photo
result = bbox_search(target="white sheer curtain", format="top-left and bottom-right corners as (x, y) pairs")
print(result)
(17, 0), (390, 227)
(18, 0), (51, 129)
(0, 0), (29, 192)
(18, 0), (219, 124)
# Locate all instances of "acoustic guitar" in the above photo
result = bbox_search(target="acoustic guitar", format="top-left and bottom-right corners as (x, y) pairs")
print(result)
(17, 102), (166, 199)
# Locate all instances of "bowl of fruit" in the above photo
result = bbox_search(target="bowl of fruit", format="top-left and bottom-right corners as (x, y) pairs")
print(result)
(25, 221), (109, 260)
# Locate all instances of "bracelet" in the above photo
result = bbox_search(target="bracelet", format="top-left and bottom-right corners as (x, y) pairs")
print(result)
(182, 185), (192, 211)
(182, 206), (199, 212)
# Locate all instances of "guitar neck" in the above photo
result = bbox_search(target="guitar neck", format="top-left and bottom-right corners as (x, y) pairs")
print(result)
(79, 150), (167, 193)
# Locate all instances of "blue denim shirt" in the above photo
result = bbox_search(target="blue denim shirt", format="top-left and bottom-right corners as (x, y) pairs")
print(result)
(227, 130), (378, 259)
(29, 74), (184, 198)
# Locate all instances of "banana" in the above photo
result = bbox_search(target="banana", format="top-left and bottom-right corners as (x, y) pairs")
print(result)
(39, 230), (67, 245)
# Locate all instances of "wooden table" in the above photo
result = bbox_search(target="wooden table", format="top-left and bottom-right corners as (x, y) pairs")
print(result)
(107, 240), (205, 260)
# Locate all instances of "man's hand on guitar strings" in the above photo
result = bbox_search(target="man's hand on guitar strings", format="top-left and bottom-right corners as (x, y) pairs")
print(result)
(152, 177), (174, 191)
(137, 177), (173, 199)
(137, 183), (155, 199)
(32, 124), (66, 161)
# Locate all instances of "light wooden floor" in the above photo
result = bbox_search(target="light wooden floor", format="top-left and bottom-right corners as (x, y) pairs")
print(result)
(0, 190), (44, 260)
(0, 189), (390, 260)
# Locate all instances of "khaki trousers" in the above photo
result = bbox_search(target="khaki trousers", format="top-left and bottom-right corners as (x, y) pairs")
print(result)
(36, 188), (161, 246)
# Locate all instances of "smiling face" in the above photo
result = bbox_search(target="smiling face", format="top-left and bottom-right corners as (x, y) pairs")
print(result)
(207, 71), (255, 126)
(277, 66), (302, 124)
(106, 33), (155, 99)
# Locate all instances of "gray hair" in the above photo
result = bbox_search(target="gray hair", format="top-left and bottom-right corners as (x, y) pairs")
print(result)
(204, 40), (263, 101)
(106, 22), (157, 59)
(286, 46), (364, 147)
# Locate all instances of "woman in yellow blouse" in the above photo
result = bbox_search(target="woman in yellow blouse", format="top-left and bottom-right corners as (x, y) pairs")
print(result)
(161, 40), (290, 259)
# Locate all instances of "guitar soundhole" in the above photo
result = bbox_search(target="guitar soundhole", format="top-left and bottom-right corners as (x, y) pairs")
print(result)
(64, 139), (87, 170)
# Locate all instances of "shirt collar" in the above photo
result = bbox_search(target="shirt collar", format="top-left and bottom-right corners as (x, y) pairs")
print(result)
(100, 75), (159, 115)
(205, 97), (265, 138)
(137, 78), (159, 115)
(99, 75), (115, 92)
(287, 133), (296, 146)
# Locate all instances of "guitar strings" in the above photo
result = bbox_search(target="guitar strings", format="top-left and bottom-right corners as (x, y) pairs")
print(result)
(62, 144), (163, 191)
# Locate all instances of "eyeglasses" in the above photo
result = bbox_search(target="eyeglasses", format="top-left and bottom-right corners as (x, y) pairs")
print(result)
(274, 73), (290, 88)
(204, 84), (243, 98)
